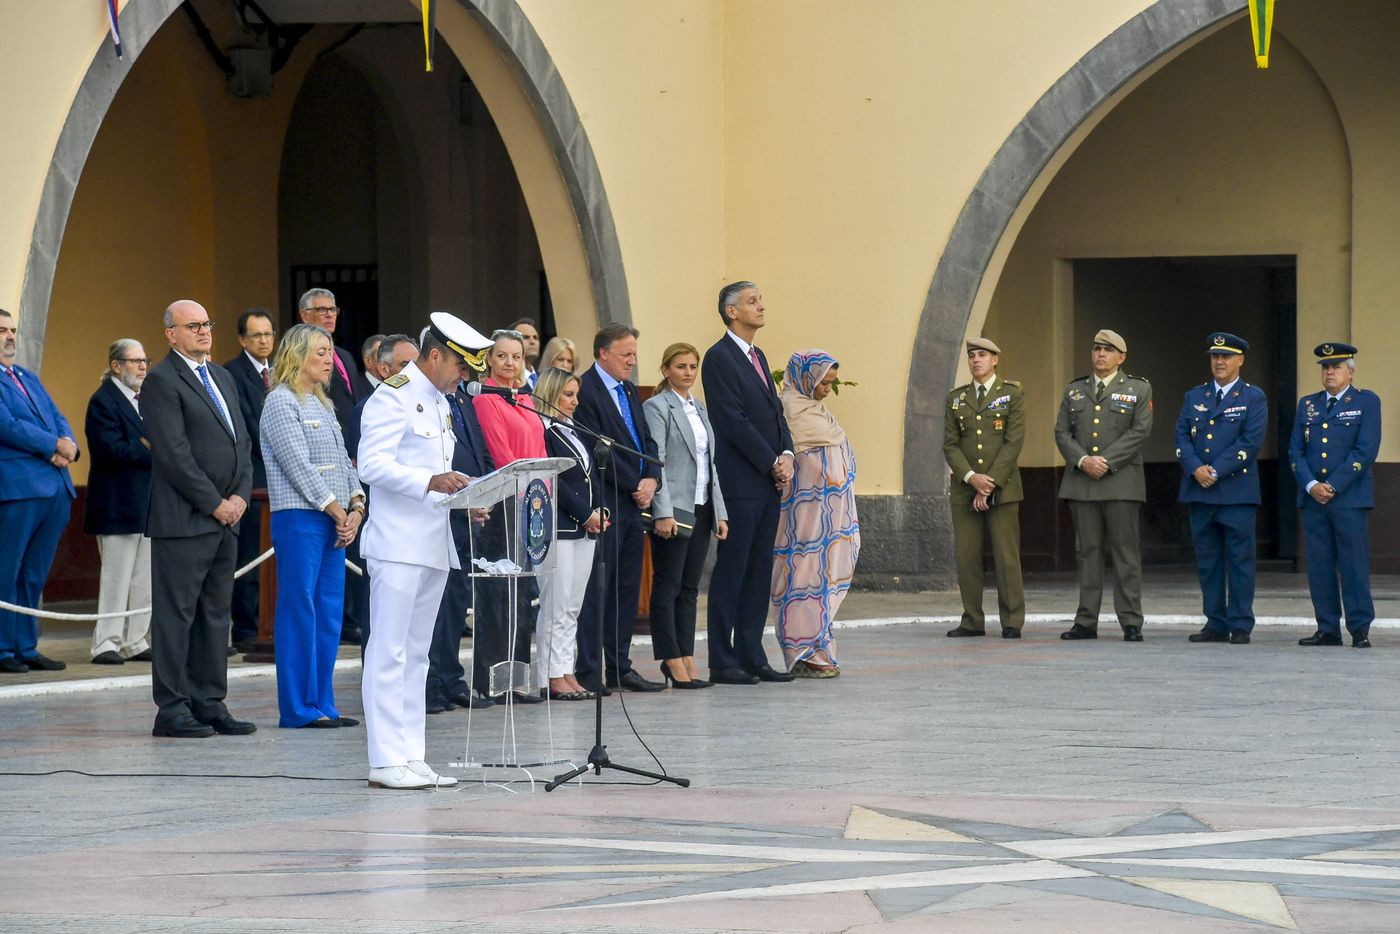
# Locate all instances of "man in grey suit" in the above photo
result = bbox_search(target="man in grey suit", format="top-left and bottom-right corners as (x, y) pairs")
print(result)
(142, 300), (256, 737)
(1055, 329), (1153, 642)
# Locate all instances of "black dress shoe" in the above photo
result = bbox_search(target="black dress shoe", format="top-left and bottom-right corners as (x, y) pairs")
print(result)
(1188, 628), (1228, 643)
(334, 717), (360, 726)
(709, 667), (760, 685)
(91, 651), (125, 665)
(1123, 626), (1143, 642)
(1060, 624), (1097, 641)
(946, 626), (986, 637)
(446, 691), (474, 708)
(340, 626), (363, 645)
(307, 717), (341, 728)
(1298, 631), (1343, 646)
(152, 715), (215, 738)
(1353, 634), (1372, 648)
(201, 713), (257, 735)
(0, 657), (28, 673)
(752, 664), (796, 683)
(471, 692), (498, 708)
(510, 691), (544, 704)
(24, 653), (66, 671)
(425, 698), (452, 715)
(1001, 627), (1022, 639)
(1229, 631), (1250, 645)
(225, 646), (238, 657)
(616, 669), (666, 692)
(129, 649), (153, 662)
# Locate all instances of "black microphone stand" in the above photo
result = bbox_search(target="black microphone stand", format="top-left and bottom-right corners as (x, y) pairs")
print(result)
(524, 391), (689, 791)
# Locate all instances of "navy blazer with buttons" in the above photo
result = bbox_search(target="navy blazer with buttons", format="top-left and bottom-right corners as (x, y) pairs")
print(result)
(1288, 386), (1381, 509)
(0, 363), (77, 502)
(545, 423), (597, 540)
(82, 378), (150, 535)
(573, 364), (660, 498)
(447, 383), (494, 478)
(1174, 380), (1267, 506)
(701, 333), (793, 501)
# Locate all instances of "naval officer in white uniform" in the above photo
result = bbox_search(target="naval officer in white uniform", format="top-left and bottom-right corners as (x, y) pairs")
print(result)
(358, 312), (491, 789)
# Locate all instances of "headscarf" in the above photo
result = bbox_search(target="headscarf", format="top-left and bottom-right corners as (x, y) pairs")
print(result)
(780, 350), (847, 452)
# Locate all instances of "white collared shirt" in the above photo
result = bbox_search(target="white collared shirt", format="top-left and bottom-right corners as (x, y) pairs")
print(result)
(175, 350), (234, 434)
(243, 349), (271, 387)
(1212, 377), (1240, 400)
(672, 389), (710, 505)
(114, 377), (140, 415)
(592, 362), (632, 422)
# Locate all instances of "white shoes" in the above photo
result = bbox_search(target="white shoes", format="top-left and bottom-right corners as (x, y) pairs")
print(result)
(367, 764), (432, 789)
(407, 760), (458, 787)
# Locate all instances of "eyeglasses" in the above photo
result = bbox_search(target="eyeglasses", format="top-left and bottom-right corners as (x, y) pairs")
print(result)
(118, 357), (151, 366)
(169, 321), (215, 333)
(245, 331), (276, 340)
(308, 306), (339, 317)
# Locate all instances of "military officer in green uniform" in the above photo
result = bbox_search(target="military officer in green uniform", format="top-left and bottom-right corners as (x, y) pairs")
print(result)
(944, 337), (1026, 639)
(1054, 329), (1153, 642)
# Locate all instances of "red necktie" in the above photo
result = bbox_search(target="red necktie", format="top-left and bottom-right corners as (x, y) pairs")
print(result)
(331, 352), (351, 395)
(748, 347), (768, 386)
(261, 367), (271, 392)
(5, 366), (31, 401)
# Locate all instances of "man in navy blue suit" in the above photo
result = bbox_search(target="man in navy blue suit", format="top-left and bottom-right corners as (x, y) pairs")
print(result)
(0, 308), (77, 673)
(223, 309), (276, 649)
(1174, 332), (1268, 645)
(573, 323), (665, 693)
(1288, 342), (1382, 648)
(702, 281), (796, 684)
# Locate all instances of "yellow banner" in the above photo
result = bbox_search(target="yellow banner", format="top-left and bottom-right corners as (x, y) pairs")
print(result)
(1248, 0), (1275, 69)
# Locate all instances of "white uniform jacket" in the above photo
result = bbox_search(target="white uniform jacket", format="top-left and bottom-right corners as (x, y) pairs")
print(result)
(357, 361), (459, 570)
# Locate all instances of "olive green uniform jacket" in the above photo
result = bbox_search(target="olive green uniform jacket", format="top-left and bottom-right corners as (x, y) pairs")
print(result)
(1054, 372), (1153, 501)
(944, 377), (1025, 504)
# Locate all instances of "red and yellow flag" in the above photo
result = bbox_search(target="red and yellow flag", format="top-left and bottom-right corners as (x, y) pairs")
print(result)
(1248, 0), (1275, 69)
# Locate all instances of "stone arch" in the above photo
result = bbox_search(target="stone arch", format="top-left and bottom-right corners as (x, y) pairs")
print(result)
(891, 0), (1248, 587)
(18, 0), (626, 366)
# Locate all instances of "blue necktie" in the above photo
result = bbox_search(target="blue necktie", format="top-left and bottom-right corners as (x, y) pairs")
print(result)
(614, 382), (643, 470)
(197, 364), (233, 435)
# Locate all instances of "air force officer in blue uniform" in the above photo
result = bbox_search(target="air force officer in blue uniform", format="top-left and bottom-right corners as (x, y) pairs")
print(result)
(1175, 332), (1267, 645)
(1288, 342), (1381, 648)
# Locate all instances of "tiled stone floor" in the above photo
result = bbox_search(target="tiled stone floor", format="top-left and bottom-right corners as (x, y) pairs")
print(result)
(2, 573), (1399, 931)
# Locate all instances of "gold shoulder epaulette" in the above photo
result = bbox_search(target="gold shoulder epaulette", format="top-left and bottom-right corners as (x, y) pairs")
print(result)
(383, 373), (410, 389)
(1003, 380), (1021, 387)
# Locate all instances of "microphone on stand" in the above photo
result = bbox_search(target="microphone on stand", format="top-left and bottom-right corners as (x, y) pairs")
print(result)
(464, 381), (533, 404)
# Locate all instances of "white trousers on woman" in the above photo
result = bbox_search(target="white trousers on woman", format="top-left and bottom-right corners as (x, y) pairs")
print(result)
(535, 537), (596, 687)
(363, 558), (448, 769)
(90, 533), (152, 658)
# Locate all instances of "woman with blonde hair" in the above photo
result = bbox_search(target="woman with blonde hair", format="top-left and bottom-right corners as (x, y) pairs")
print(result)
(771, 350), (860, 678)
(642, 342), (727, 688)
(533, 366), (603, 699)
(260, 323), (365, 726)
(539, 336), (578, 374)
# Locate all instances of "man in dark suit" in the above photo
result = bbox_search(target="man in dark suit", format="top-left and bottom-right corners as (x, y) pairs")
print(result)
(0, 308), (76, 674)
(573, 323), (665, 693)
(702, 281), (796, 685)
(429, 376), (495, 712)
(142, 300), (256, 737)
(223, 308), (275, 649)
(297, 288), (358, 432)
(357, 334), (385, 400)
(1174, 332), (1268, 645)
(84, 339), (154, 665)
(298, 288), (362, 642)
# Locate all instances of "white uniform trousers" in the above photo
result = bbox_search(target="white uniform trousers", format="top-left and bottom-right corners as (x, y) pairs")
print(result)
(535, 537), (596, 687)
(90, 534), (152, 658)
(363, 558), (449, 768)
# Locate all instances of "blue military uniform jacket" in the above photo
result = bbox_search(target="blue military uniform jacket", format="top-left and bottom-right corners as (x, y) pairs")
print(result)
(1173, 381), (1267, 505)
(1287, 387), (1381, 508)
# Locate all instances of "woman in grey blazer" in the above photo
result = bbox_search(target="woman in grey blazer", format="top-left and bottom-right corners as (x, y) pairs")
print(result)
(261, 324), (365, 728)
(642, 343), (728, 688)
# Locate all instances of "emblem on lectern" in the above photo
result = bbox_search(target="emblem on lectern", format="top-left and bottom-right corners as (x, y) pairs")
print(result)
(522, 478), (553, 567)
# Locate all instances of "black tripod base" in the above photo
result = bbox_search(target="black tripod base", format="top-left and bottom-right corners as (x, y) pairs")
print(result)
(545, 743), (690, 792)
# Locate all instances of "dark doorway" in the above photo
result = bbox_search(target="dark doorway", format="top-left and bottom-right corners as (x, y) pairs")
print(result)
(1072, 255), (1298, 566)
(289, 263), (379, 360)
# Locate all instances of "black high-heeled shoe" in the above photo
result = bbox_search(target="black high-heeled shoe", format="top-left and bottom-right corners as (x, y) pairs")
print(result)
(661, 660), (704, 690)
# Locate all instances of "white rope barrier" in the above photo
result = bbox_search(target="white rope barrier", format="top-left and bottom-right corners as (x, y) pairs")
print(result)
(0, 547), (363, 622)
